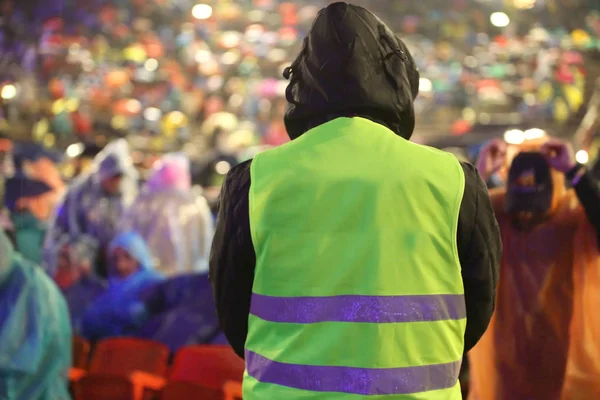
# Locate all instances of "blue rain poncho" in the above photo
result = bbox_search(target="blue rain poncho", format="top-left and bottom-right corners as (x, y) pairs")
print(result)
(134, 273), (225, 352)
(119, 153), (214, 276)
(0, 230), (72, 400)
(81, 232), (164, 342)
(43, 139), (139, 276)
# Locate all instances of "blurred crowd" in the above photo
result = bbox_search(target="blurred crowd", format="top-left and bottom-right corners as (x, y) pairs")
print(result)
(0, 137), (224, 352)
(1, 0), (599, 155)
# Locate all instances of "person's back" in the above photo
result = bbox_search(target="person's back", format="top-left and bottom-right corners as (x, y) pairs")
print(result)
(210, 3), (501, 399)
(0, 230), (72, 399)
(246, 117), (466, 398)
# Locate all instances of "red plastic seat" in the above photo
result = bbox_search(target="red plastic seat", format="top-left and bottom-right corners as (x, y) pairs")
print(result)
(160, 381), (222, 400)
(72, 336), (91, 370)
(224, 380), (243, 400)
(170, 345), (245, 390)
(74, 375), (134, 400)
(89, 338), (170, 377)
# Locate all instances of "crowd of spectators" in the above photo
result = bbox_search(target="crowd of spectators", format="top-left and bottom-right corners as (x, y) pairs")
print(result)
(0, 0), (598, 161)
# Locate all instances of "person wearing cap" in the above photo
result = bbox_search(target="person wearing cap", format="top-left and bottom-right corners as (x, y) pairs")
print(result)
(4, 173), (55, 265)
(44, 139), (139, 278)
(469, 138), (600, 399)
(0, 229), (72, 400)
(210, 3), (501, 399)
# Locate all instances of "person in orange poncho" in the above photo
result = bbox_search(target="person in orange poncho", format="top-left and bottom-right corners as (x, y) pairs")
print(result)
(468, 137), (600, 400)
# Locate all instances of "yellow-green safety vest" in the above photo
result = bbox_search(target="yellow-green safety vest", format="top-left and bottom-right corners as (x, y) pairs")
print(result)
(245, 117), (466, 399)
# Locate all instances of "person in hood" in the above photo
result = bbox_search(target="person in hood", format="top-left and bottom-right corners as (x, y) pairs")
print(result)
(468, 138), (600, 400)
(209, 3), (501, 399)
(81, 231), (164, 342)
(54, 238), (107, 336)
(44, 139), (138, 278)
(0, 229), (72, 400)
(120, 153), (214, 276)
(4, 173), (55, 264)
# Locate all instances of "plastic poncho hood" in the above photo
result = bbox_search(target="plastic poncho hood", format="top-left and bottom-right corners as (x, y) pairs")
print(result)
(0, 230), (43, 374)
(120, 154), (214, 276)
(109, 232), (154, 276)
(43, 139), (139, 275)
(283, 2), (420, 140)
(82, 232), (164, 341)
(145, 153), (191, 192)
(0, 230), (72, 399)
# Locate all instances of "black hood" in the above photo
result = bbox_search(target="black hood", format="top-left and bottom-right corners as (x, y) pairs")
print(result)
(283, 2), (420, 140)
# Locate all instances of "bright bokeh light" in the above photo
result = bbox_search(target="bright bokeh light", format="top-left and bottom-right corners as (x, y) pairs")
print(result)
(66, 143), (85, 158)
(419, 78), (432, 93)
(576, 150), (589, 164)
(504, 129), (525, 145)
(215, 161), (231, 175)
(513, 0), (536, 9)
(524, 128), (546, 140)
(1, 84), (17, 100)
(195, 49), (212, 64)
(144, 58), (158, 72)
(144, 107), (162, 121)
(490, 12), (510, 28)
(169, 111), (186, 125)
(126, 99), (142, 114)
(192, 4), (213, 20)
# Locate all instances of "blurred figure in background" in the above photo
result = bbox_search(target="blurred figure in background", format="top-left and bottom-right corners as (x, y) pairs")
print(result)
(54, 238), (106, 336)
(0, 229), (71, 400)
(3, 173), (55, 264)
(134, 273), (226, 353)
(11, 142), (65, 208)
(469, 138), (600, 400)
(82, 231), (164, 342)
(120, 153), (214, 276)
(44, 139), (138, 278)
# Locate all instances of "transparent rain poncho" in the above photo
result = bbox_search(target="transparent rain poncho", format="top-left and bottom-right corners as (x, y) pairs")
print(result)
(0, 230), (72, 399)
(119, 153), (214, 277)
(43, 139), (139, 275)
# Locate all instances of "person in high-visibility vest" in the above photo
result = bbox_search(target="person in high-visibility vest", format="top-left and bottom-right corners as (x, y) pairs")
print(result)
(210, 3), (501, 399)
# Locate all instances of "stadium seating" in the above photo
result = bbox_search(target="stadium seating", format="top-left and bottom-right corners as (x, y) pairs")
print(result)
(168, 345), (244, 390)
(72, 336), (91, 370)
(161, 381), (222, 400)
(74, 375), (135, 400)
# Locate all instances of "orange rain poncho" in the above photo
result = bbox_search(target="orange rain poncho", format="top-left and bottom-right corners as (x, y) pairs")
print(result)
(468, 149), (600, 399)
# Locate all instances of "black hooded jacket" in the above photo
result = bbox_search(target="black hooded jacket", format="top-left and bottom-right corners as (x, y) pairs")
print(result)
(210, 2), (502, 359)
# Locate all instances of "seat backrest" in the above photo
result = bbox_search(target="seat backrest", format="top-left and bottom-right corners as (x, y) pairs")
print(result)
(161, 381), (222, 400)
(72, 336), (91, 370)
(75, 375), (134, 400)
(89, 338), (170, 377)
(170, 345), (244, 390)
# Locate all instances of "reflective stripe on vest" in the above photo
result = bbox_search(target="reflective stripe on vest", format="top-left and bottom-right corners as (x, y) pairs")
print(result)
(250, 293), (467, 323)
(246, 293), (465, 394)
(246, 350), (462, 395)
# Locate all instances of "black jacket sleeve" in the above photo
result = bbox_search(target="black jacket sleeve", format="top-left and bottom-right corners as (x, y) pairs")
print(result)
(209, 160), (254, 359)
(209, 159), (502, 358)
(457, 162), (502, 353)
(572, 169), (600, 243)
